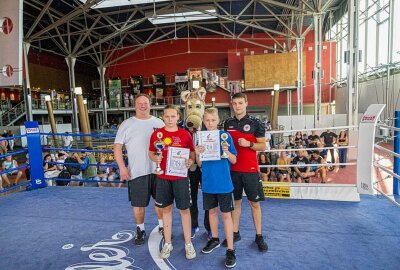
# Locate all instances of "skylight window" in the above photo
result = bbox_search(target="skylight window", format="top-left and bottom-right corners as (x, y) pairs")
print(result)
(79, 0), (171, 9)
(148, 9), (217, 25)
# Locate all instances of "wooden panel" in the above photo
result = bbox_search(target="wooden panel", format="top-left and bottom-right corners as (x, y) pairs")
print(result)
(244, 52), (306, 89)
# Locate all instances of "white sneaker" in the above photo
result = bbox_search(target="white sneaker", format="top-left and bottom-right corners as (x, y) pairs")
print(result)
(185, 242), (196, 260)
(160, 243), (173, 259)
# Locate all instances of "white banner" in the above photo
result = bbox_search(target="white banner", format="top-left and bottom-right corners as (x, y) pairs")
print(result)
(0, 0), (23, 86)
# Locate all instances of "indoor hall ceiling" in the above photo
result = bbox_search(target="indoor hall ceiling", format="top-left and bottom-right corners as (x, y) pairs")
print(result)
(23, 0), (345, 67)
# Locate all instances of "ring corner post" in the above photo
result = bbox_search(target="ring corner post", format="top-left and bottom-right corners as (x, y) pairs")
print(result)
(394, 111), (400, 195)
(24, 121), (46, 190)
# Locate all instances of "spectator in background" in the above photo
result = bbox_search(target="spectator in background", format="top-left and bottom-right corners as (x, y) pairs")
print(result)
(73, 147), (98, 187)
(320, 129), (337, 165)
(337, 130), (349, 168)
(294, 131), (303, 146)
(258, 152), (271, 182)
(276, 151), (291, 182)
(302, 133), (308, 147)
(291, 150), (310, 183)
(308, 130), (320, 153)
(0, 136), (8, 155)
(6, 130), (14, 151)
(97, 155), (110, 187)
(108, 162), (121, 187)
(287, 135), (295, 148)
(63, 132), (73, 150)
(309, 150), (327, 183)
(43, 154), (60, 186)
(1, 155), (23, 187)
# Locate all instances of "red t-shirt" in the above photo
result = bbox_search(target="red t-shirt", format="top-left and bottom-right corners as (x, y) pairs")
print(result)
(224, 115), (265, 173)
(149, 127), (194, 180)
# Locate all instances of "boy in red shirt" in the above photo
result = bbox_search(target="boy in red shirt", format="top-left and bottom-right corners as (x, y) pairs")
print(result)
(149, 105), (196, 260)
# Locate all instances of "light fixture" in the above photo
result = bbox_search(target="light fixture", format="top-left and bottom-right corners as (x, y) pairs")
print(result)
(273, 84), (280, 91)
(148, 8), (217, 25)
(44, 95), (51, 102)
(74, 87), (82, 95)
(211, 97), (215, 102)
(83, 99), (87, 105)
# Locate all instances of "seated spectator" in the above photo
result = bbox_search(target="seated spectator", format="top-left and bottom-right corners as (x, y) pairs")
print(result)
(0, 136), (8, 155)
(287, 135), (296, 148)
(73, 147), (98, 187)
(276, 151), (291, 182)
(108, 162), (121, 187)
(308, 130), (320, 150)
(97, 155), (110, 187)
(291, 150), (310, 183)
(302, 133), (308, 147)
(317, 141), (328, 161)
(56, 152), (66, 171)
(309, 150), (327, 183)
(43, 154), (60, 186)
(258, 152), (271, 182)
(1, 155), (23, 188)
(294, 131), (303, 146)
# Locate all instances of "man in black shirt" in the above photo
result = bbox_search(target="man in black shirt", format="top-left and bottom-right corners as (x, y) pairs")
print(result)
(291, 150), (310, 183)
(320, 129), (337, 164)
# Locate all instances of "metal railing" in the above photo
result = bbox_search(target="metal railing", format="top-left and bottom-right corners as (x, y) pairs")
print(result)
(0, 100), (26, 126)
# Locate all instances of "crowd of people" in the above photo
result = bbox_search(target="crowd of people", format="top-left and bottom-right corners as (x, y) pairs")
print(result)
(258, 128), (349, 183)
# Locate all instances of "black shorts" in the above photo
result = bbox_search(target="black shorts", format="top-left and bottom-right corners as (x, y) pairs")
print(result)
(128, 174), (157, 207)
(231, 171), (265, 202)
(203, 192), (234, 213)
(155, 177), (192, 210)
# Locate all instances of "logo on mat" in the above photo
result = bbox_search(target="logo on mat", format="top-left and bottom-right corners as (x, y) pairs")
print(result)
(65, 230), (142, 270)
(243, 124), (250, 132)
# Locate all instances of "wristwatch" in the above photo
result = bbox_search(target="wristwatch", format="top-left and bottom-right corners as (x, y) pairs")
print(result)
(249, 142), (254, 148)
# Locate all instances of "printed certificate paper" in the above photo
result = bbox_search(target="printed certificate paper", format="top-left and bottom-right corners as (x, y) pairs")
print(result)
(198, 130), (221, 161)
(166, 147), (190, 177)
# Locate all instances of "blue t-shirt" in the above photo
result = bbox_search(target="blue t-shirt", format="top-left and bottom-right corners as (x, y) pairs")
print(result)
(201, 130), (237, 194)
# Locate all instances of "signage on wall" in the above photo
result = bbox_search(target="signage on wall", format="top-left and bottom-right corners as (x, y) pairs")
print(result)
(152, 74), (165, 98)
(175, 72), (188, 93)
(108, 79), (122, 108)
(129, 75), (143, 95)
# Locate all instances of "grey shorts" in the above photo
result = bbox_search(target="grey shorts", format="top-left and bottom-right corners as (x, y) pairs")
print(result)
(231, 171), (265, 202)
(203, 192), (234, 213)
(128, 174), (157, 207)
(155, 177), (192, 210)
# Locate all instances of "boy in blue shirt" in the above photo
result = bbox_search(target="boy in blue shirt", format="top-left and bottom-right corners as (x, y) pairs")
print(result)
(195, 108), (237, 268)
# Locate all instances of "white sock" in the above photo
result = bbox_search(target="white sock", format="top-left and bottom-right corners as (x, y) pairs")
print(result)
(158, 219), (164, 228)
(137, 223), (145, 231)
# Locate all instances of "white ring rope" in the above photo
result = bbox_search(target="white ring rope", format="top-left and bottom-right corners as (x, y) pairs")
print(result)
(266, 125), (359, 134)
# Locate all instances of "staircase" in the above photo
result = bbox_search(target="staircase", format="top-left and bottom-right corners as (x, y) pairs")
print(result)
(0, 100), (26, 126)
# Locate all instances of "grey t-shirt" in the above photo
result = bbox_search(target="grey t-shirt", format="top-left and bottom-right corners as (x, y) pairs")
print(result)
(114, 116), (164, 179)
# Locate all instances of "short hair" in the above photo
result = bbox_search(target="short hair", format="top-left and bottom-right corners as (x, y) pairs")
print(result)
(312, 150), (320, 155)
(231, 92), (247, 102)
(163, 104), (181, 119)
(204, 107), (219, 118)
(134, 93), (151, 104)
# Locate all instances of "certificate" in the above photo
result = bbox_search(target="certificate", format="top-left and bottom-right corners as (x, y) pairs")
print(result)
(166, 147), (190, 177)
(198, 130), (221, 161)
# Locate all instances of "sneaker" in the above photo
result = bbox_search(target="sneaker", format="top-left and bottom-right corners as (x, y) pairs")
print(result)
(202, 238), (220, 254)
(191, 227), (199, 239)
(225, 249), (237, 268)
(160, 243), (173, 259)
(134, 227), (146, 245)
(222, 231), (241, 247)
(255, 234), (268, 252)
(185, 242), (196, 259)
(158, 226), (164, 235)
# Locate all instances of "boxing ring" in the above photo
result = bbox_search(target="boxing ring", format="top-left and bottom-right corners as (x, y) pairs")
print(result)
(0, 109), (399, 269)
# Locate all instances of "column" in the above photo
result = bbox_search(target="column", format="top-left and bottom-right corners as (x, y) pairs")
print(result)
(98, 66), (108, 128)
(23, 42), (33, 121)
(313, 13), (323, 127)
(66, 56), (79, 133)
(296, 38), (304, 115)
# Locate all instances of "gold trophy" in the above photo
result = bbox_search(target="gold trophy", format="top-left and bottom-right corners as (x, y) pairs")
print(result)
(153, 132), (165, 174)
(221, 133), (229, 158)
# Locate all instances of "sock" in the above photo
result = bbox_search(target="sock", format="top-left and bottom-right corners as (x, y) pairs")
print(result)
(158, 219), (163, 228)
(137, 223), (145, 231)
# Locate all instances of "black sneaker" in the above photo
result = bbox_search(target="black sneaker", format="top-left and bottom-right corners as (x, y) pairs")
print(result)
(225, 249), (237, 268)
(222, 231), (241, 247)
(158, 226), (164, 235)
(134, 227), (146, 245)
(201, 237), (221, 254)
(255, 234), (268, 252)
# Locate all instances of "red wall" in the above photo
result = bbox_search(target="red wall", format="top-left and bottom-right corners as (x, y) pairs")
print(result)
(106, 32), (336, 105)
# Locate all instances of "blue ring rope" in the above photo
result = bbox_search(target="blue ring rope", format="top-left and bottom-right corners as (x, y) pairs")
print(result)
(40, 132), (115, 138)
(0, 164), (29, 176)
(0, 149), (28, 160)
(0, 181), (30, 194)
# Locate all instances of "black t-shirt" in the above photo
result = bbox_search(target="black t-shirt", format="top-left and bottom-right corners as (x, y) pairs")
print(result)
(310, 155), (323, 171)
(291, 156), (309, 173)
(320, 132), (337, 146)
(308, 134), (319, 148)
